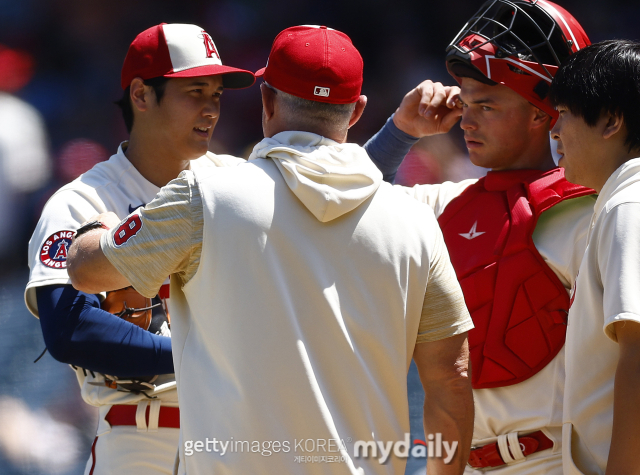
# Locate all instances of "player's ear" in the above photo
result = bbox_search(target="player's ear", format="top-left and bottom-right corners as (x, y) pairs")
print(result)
(130, 78), (151, 112)
(348, 95), (367, 129)
(531, 105), (551, 129)
(602, 111), (624, 140)
(260, 83), (276, 121)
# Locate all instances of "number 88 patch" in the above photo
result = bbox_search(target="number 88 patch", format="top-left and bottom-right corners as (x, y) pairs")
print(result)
(114, 214), (144, 247)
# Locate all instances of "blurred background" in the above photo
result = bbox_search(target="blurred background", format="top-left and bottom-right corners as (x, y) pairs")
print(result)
(0, 0), (637, 473)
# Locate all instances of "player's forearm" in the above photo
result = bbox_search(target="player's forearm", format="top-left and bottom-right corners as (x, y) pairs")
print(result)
(414, 335), (474, 475)
(605, 350), (640, 475)
(422, 375), (474, 475)
(68, 229), (130, 293)
(37, 285), (174, 376)
(364, 115), (418, 183)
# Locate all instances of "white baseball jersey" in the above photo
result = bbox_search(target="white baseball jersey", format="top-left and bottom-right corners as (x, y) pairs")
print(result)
(401, 179), (595, 472)
(562, 157), (640, 475)
(100, 131), (474, 474)
(25, 143), (243, 423)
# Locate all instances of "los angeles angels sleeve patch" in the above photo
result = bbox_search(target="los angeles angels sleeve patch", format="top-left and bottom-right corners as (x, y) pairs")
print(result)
(40, 231), (74, 268)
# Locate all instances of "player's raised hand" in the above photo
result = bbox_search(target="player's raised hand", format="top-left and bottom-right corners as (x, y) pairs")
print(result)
(392, 80), (462, 138)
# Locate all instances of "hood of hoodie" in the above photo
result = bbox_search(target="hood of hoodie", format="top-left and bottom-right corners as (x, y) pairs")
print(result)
(248, 131), (383, 222)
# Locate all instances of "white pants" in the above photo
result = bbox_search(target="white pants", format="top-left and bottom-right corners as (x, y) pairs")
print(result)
(84, 425), (179, 475)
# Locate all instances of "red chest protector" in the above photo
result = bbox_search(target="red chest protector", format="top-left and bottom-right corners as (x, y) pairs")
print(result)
(438, 168), (593, 389)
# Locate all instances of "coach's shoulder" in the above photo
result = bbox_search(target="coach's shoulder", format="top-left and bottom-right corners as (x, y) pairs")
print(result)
(199, 152), (245, 168)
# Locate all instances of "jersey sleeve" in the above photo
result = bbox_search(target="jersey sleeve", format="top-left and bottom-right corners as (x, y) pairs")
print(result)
(25, 187), (109, 317)
(397, 179), (477, 218)
(598, 202), (640, 341)
(101, 171), (203, 299)
(417, 224), (474, 343)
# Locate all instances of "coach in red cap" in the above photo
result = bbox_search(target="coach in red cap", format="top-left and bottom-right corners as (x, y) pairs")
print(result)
(69, 25), (474, 475)
(255, 25), (367, 145)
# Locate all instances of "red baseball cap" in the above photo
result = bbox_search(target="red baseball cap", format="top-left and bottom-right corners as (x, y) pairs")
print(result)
(121, 23), (255, 90)
(256, 25), (363, 104)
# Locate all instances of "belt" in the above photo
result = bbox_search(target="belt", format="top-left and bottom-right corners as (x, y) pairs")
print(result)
(106, 404), (180, 429)
(468, 430), (553, 469)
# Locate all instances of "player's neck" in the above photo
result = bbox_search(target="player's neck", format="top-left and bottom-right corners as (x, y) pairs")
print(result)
(491, 137), (556, 172)
(123, 138), (192, 188)
(491, 155), (556, 172)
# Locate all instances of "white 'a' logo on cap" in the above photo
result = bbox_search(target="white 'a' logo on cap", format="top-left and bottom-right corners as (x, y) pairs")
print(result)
(162, 24), (223, 72)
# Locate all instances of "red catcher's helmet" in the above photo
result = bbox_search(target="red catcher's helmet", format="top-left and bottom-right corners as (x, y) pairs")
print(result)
(446, 0), (590, 123)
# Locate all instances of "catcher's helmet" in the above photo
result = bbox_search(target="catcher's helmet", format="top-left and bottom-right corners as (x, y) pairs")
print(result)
(446, 0), (590, 122)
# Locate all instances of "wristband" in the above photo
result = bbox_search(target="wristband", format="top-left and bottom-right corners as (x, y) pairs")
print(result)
(75, 220), (109, 238)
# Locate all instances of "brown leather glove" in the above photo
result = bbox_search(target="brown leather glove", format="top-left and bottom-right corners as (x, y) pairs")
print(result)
(101, 286), (156, 331)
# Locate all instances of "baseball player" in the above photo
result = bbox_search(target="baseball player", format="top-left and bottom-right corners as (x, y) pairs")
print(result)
(67, 25), (475, 475)
(364, 1), (597, 473)
(548, 39), (640, 475)
(24, 23), (255, 474)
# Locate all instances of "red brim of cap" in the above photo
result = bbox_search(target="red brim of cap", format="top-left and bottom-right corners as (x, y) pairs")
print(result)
(255, 67), (266, 77)
(165, 64), (256, 89)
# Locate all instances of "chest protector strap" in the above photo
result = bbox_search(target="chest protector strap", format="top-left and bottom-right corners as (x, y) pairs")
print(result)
(438, 168), (593, 389)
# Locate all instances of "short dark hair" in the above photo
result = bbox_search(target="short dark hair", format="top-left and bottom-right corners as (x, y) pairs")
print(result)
(264, 82), (356, 137)
(549, 40), (640, 152)
(114, 76), (170, 133)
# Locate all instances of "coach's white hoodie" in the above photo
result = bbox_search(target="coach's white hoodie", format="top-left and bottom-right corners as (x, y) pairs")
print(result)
(172, 131), (442, 474)
(249, 131), (383, 221)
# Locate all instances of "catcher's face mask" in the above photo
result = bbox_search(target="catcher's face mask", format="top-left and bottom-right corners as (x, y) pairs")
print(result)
(445, 0), (590, 124)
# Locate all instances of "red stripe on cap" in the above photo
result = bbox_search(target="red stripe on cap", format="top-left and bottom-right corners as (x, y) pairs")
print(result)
(121, 24), (174, 89)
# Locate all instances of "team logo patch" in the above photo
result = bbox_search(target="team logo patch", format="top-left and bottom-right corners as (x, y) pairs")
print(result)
(314, 86), (330, 97)
(459, 221), (485, 240)
(40, 231), (74, 269)
(201, 30), (220, 59)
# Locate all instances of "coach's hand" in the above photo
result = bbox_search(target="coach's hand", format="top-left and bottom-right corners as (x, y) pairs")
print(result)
(393, 80), (462, 138)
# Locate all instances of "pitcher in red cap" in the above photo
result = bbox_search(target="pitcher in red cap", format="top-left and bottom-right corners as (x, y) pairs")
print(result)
(67, 25), (475, 475)
(25, 23), (254, 475)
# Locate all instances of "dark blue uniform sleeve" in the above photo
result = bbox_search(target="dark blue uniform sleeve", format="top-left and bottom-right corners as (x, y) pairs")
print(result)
(364, 114), (420, 183)
(36, 284), (173, 377)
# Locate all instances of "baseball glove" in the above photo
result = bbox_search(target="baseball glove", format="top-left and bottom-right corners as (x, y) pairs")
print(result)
(101, 286), (155, 331)
(96, 286), (172, 395)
